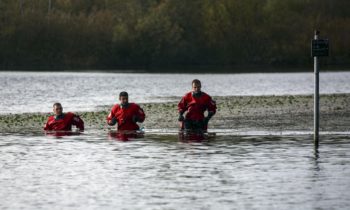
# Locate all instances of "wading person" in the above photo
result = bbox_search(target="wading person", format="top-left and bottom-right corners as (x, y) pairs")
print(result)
(107, 91), (145, 131)
(44, 103), (84, 131)
(178, 79), (217, 131)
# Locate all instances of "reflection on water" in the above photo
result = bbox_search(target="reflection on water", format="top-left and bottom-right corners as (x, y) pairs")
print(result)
(0, 131), (350, 210)
(44, 130), (83, 138)
(108, 130), (144, 142)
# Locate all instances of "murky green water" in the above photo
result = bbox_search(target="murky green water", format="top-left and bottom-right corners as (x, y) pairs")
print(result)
(1, 132), (349, 210)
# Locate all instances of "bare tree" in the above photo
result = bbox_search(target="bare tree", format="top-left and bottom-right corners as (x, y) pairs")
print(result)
(48, 0), (52, 13)
(19, 0), (24, 15)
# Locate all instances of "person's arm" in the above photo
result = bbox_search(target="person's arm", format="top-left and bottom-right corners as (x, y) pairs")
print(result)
(178, 96), (187, 121)
(205, 97), (217, 122)
(133, 105), (145, 123)
(107, 107), (117, 126)
(72, 115), (84, 131)
(43, 118), (51, 130)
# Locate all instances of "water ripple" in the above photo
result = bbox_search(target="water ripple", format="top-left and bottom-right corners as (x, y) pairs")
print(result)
(0, 132), (350, 209)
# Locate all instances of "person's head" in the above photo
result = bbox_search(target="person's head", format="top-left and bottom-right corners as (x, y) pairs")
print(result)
(119, 91), (129, 105)
(192, 79), (201, 93)
(53, 102), (63, 116)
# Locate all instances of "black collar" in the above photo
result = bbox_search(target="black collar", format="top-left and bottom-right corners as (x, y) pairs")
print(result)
(120, 103), (130, 109)
(54, 113), (65, 120)
(192, 91), (202, 98)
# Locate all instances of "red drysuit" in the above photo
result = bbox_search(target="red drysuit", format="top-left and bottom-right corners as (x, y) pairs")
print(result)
(44, 112), (84, 131)
(178, 91), (217, 130)
(107, 103), (145, 131)
(178, 91), (217, 121)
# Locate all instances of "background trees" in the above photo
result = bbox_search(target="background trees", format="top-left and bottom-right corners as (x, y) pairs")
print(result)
(0, 0), (349, 70)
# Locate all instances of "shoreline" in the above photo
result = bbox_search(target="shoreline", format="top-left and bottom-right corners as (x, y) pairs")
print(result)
(0, 94), (349, 133)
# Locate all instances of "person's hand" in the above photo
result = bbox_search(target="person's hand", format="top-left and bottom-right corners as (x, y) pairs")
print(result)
(207, 111), (214, 119)
(132, 115), (139, 123)
(108, 117), (117, 126)
(178, 114), (185, 122)
(204, 111), (214, 125)
(204, 117), (210, 125)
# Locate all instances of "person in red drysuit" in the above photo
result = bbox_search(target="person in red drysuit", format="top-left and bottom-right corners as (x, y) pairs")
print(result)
(107, 91), (145, 131)
(44, 103), (84, 131)
(178, 79), (217, 131)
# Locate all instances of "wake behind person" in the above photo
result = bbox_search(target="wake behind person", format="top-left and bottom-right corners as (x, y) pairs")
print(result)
(107, 91), (145, 131)
(44, 103), (84, 131)
(178, 79), (217, 131)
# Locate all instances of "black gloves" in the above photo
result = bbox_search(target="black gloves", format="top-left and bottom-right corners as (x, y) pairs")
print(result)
(108, 117), (117, 126)
(178, 113), (185, 122)
(204, 117), (210, 125)
(207, 111), (214, 119)
(204, 111), (215, 124)
(132, 115), (139, 123)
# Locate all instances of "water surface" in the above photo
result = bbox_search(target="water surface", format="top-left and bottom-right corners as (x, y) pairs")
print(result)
(1, 132), (349, 210)
(1, 72), (349, 209)
(1, 72), (350, 113)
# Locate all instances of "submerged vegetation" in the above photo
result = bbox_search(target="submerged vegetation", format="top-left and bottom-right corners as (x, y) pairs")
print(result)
(0, 0), (349, 70)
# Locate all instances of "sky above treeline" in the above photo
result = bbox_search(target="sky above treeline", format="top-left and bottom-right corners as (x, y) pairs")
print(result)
(0, 0), (349, 71)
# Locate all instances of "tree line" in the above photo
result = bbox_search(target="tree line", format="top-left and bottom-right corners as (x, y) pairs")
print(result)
(0, 0), (349, 71)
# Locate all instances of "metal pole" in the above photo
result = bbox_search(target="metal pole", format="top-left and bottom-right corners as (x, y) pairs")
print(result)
(314, 30), (320, 148)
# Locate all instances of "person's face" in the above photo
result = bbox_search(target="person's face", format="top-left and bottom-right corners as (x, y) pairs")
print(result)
(119, 96), (128, 105)
(192, 83), (201, 93)
(53, 105), (63, 116)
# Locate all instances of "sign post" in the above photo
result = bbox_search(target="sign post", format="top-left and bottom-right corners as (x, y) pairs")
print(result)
(311, 30), (329, 149)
